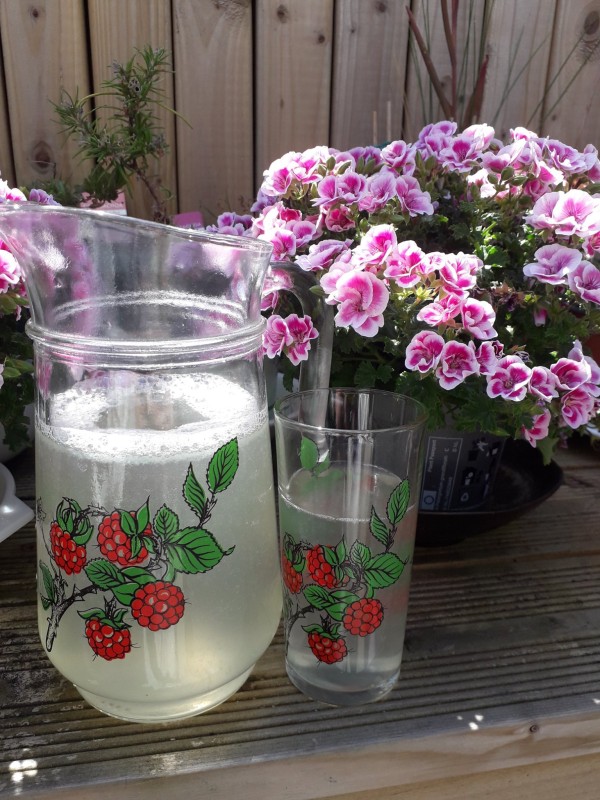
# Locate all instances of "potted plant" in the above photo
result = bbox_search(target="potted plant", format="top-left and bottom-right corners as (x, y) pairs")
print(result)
(204, 121), (600, 472)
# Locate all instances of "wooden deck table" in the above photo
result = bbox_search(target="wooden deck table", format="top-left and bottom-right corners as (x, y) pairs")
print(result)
(1, 441), (600, 799)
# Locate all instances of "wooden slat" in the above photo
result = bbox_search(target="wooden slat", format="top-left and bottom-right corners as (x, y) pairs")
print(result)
(539, 0), (600, 148)
(254, 0), (334, 185)
(330, 0), (411, 149)
(172, 0), (254, 223)
(402, 0), (487, 138)
(0, 0), (90, 190)
(480, 0), (557, 138)
(86, 0), (177, 219)
(0, 26), (15, 187)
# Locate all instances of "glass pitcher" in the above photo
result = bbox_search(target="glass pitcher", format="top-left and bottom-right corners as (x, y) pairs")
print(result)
(0, 204), (287, 723)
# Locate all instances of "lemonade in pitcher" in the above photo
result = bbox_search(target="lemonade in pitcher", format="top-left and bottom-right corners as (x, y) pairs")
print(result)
(36, 373), (282, 721)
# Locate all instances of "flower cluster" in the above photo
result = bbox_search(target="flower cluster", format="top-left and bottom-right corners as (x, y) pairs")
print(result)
(0, 178), (58, 451)
(206, 122), (600, 459)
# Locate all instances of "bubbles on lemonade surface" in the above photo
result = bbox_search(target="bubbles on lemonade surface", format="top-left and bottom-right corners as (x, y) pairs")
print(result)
(39, 372), (263, 461)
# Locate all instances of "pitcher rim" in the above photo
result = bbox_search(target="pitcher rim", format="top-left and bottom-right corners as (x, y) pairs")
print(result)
(0, 201), (274, 256)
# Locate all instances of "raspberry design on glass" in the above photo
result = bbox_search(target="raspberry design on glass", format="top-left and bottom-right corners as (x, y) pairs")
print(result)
(282, 435), (411, 665)
(281, 532), (305, 594)
(306, 545), (341, 589)
(48, 498), (96, 575)
(97, 503), (153, 567)
(306, 628), (348, 664)
(131, 581), (185, 630)
(38, 438), (240, 660)
(342, 598), (384, 637)
(80, 600), (132, 661)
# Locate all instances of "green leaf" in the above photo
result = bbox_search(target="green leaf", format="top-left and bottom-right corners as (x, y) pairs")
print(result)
(85, 559), (126, 590)
(153, 505), (179, 539)
(387, 479), (410, 526)
(207, 438), (239, 493)
(183, 464), (207, 517)
(130, 535), (142, 559)
(40, 596), (51, 610)
(112, 583), (139, 607)
(364, 553), (405, 589)
(370, 507), (390, 547)
(120, 510), (136, 537)
(78, 607), (106, 621)
(302, 586), (359, 621)
(135, 499), (150, 533)
(39, 560), (56, 605)
(303, 584), (331, 610)
(120, 566), (155, 585)
(300, 436), (319, 471)
(163, 526), (229, 575)
(349, 541), (372, 567)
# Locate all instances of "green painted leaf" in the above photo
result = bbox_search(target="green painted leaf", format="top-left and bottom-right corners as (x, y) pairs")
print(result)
(120, 510), (136, 537)
(73, 516), (94, 546)
(303, 584), (331, 610)
(370, 507), (390, 547)
(299, 436), (319, 471)
(39, 560), (55, 604)
(136, 499), (150, 532)
(322, 545), (339, 566)
(78, 607), (106, 621)
(112, 583), (139, 607)
(153, 505), (179, 539)
(85, 559), (126, 589)
(386, 479), (410, 526)
(120, 566), (155, 586)
(183, 464), (207, 517)
(130, 535), (142, 559)
(349, 540), (372, 567)
(40, 596), (51, 610)
(207, 438), (239, 494)
(335, 540), (346, 563)
(164, 527), (229, 574)
(302, 623), (326, 635)
(364, 553), (405, 589)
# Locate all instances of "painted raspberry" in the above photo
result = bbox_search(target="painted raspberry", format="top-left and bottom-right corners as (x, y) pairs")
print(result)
(306, 545), (339, 589)
(50, 521), (87, 574)
(84, 617), (132, 661)
(131, 581), (185, 631)
(343, 598), (384, 637)
(307, 631), (348, 664)
(282, 553), (303, 594)
(98, 510), (152, 566)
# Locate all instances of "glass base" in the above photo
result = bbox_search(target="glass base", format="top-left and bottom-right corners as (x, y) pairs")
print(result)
(74, 665), (254, 723)
(286, 664), (399, 707)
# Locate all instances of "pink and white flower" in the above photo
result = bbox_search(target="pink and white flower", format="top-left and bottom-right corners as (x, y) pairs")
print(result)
(435, 340), (479, 389)
(523, 244), (582, 285)
(522, 407), (552, 446)
(329, 270), (389, 336)
(461, 298), (497, 340)
(568, 261), (600, 304)
(486, 356), (532, 401)
(405, 330), (445, 373)
(560, 387), (596, 429)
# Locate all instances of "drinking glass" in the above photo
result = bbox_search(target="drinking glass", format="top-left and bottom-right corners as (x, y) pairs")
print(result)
(274, 388), (427, 706)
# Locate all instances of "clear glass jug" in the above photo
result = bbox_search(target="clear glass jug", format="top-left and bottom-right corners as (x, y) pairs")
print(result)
(0, 204), (284, 722)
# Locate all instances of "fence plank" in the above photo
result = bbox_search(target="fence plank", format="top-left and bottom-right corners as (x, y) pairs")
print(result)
(402, 0), (487, 139)
(0, 0), (90, 190)
(255, 0), (334, 185)
(87, 0), (177, 219)
(173, 0), (253, 223)
(0, 29), (14, 186)
(331, 0), (411, 149)
(481, 0), (557, 139)
(540, 0), (600, 148)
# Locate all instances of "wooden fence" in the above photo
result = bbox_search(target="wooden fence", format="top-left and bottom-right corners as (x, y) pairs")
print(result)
(0, 0), (599, 223)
